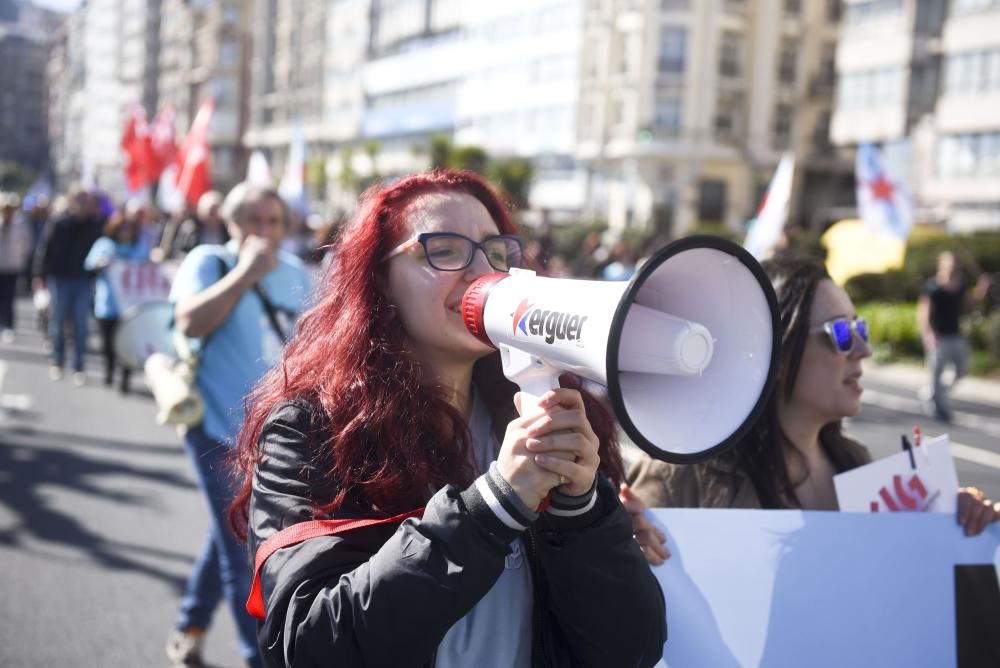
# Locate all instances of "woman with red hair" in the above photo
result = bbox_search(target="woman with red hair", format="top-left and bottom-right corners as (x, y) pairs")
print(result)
(229, 170), (666, 667)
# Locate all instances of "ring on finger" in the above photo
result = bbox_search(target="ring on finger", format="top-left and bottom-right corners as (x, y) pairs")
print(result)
(559, 474), (569, 485)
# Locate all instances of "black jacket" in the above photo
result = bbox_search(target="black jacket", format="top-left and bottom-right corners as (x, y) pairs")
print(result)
(33, 212), (103, 279)
(249, 400), (667, 667)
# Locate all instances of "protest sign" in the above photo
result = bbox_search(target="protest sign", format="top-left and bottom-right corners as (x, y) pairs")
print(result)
(648, 509), (999, 667)
(834, 434), (959, 513)
(106, 260), (177, 315)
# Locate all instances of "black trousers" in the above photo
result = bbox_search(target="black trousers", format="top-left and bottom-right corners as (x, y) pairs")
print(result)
(97, 317), (130, 391)
(0, 272), (17, 330)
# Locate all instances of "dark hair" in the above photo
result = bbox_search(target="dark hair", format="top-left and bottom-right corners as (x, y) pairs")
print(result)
(732, 255), (868, 508)
(103, 211), (136, 241)
(228, 170), (624, 537)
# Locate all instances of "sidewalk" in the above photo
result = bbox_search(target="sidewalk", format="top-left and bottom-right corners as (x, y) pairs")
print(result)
(862, 360), (1000, 409)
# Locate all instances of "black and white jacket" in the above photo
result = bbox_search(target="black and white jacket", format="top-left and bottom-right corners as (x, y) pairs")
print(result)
(248, 400), (667, 668)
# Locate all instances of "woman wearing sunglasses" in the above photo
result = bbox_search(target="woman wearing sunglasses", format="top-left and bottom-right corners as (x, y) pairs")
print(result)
(628, 255), (997, 535)
(226, 170), (666, 667)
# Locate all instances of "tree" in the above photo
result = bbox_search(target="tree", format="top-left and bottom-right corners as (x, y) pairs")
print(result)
(424, 135), (534, 210)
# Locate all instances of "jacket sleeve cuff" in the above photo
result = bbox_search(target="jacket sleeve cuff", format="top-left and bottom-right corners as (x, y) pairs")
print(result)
(539, 475), (607, 531)
(546, 475), (598, 517)
(459, 464), (537, 544)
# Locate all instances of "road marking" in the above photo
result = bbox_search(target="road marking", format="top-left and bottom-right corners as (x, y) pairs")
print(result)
(862, 389), (1000, 439)
(951, 442), (1000, 471)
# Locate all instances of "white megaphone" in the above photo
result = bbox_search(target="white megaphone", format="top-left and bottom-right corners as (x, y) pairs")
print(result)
(462, 236), (780, 463)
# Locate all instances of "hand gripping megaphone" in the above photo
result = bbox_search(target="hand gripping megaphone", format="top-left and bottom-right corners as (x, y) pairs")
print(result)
(462, 236), (780, 463)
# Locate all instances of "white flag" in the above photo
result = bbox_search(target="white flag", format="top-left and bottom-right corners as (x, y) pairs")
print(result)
(744, 153), (794, 260)
(156, 164), (185, 214)
(855, 143), (914, 241)
(278, 117), (307, 215)
(246, 150), (272, 187)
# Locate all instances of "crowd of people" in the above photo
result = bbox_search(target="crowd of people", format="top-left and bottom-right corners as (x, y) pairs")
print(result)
(0, 187), (336, 390)
(2, 170), (998, 667)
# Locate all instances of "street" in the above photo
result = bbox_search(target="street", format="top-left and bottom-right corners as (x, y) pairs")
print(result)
(0, 300), (243, 668)
(1, 299), (999, 667)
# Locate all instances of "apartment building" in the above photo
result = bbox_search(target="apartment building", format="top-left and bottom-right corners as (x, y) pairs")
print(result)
(0, 1), (61, 183)
(578, 0), (848, 235)
(159, 0), (250, 191)
(456, 1), (588, 211)
(832, 0), (1000, 231)
(244, 0), (369, 211)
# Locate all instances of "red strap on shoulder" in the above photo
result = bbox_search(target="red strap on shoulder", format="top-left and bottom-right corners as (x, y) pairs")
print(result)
(246, 507), (424, 620)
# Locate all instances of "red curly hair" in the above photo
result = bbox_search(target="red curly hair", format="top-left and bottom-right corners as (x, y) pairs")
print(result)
(228, 170), (624, 538)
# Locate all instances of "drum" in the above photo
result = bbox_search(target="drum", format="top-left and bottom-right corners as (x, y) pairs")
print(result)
(114, 300), (176, 369)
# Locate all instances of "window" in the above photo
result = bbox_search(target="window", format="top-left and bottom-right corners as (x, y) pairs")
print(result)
(219, 42), (239, 68)
(836, 68), (903, 107)
(655, 95), (682, 135)
(778, 39), (798, 85)
(945, 49), (1000, 94)
(937, 132), (1000, 178)
(952, 0), (1000, 14)
(844, 0), (902, 23)
(819, 44), (837, 84)
(714, 109), (734, 137)
(813, 110), (831, 150)
(772, 104), (793, 149)
(827, 0), (842, 22)
(659, 27), (686, 74)
(719, 31), (742, 78)
(698, 179), (727, 222)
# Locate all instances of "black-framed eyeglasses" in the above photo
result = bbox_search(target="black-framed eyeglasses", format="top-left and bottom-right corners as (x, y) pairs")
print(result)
(811, 317), (870, 354)
(382, 232), (524, 272)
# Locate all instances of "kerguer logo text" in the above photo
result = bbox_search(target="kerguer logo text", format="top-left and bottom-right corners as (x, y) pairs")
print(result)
(513, 299), (587, 345)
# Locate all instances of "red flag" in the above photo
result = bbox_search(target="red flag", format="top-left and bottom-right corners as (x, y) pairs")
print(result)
(175, 99), (214, 206)
(148, 104), (177, 178)
(121, 104), (156, 191)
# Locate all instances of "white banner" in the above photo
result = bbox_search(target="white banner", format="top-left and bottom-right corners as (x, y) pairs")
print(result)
(648, 509), (999, 667)
(106, 260), (178, 315)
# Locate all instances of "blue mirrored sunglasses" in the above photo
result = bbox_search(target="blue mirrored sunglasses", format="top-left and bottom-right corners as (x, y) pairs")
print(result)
(813, 317), (869, 354)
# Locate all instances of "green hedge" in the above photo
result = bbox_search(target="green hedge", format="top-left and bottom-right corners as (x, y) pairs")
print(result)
(857, 302), (1000, 375)
(844, 231), (1000, 304)
(856, 302), (922, 362)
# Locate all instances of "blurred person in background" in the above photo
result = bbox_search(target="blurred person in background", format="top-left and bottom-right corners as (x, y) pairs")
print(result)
(24, 195), (51, 291)
(84, 209), (152, 392)
(0, 192), (32, 343)
(570, 230), (605, 278)
(165, 183), (310, 668)
(158, 191), (229, 260)
(601, 239), (637, 281)
(32, 189), (104, 385)
(918, 251), (992, 423)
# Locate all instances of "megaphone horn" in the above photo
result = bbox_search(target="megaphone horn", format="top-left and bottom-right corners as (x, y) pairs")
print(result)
(462, 236), (780, 463)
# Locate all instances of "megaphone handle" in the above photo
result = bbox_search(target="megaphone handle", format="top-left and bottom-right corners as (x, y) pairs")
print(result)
(515, 373), (562, 420)
(499, 345), (562, 419)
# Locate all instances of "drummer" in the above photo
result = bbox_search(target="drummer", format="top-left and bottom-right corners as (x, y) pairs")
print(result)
(84, 202), (152, 392)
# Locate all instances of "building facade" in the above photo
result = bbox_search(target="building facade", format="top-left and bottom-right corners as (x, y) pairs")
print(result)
(159, 0), (251, 193)
(578, 0), (848, 235)
(0, 1), (60, 186)
(832, 0), (1000, 231)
